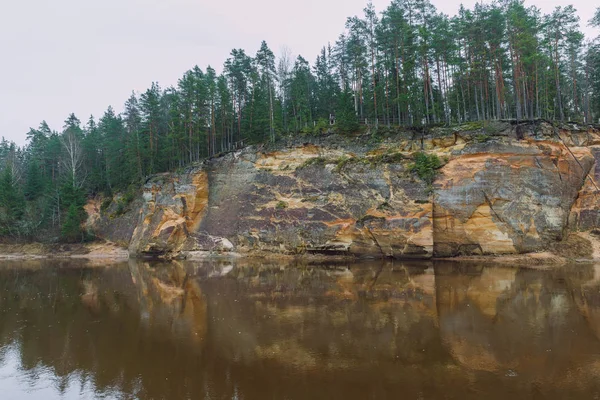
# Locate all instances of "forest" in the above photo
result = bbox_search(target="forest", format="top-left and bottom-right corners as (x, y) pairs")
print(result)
(1, 0), (599, 242)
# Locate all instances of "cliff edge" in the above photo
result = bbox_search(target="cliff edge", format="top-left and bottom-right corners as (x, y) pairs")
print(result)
(89, 121), (600, 260)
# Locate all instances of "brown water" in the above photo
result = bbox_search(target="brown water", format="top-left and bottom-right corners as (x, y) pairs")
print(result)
(0, 260), (600, 399)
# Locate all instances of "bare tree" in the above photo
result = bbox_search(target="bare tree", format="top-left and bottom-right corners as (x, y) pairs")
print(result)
(60, 130), (85, 188)
(277, 45), (293, 132)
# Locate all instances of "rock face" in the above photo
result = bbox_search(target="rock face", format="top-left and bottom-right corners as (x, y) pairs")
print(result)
(120, 144), (432, 258)
(434, 140), (594, 256)
(128, 171), (211, 256)
(91, 122), (600, 259)
(570, 147), (600, 231)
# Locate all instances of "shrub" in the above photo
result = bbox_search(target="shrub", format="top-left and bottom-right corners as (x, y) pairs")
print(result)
(276, 201), (288, 210)
(300, 125), (313, 135)
(122, 186), (137, 205)
(368, 152), (404, 164)
(333, 156), (353, 173)
(457, 121), (484, 131)
(367, 133), (384, 145)
(301, 196), (320, 203)
(298, 157), (329, 169)
(408, 153), (442, 185)
(313, 118), (330, 135)
(115, 202), (126, 217)
(100, 198), (112, 212)
(474, 133), (490, 143)
(377, 201), (391, 210)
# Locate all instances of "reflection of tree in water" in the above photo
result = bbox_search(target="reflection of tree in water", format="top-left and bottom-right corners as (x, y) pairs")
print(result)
(0, 260), (213, 399)
(1, 260), (600, 399)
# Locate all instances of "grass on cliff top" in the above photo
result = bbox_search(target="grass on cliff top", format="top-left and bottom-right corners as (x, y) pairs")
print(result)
(298, 152), (406, 173)
(299, 157), (330, 169)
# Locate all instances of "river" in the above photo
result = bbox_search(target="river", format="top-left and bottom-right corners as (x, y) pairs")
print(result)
(0, 259), (599, 399)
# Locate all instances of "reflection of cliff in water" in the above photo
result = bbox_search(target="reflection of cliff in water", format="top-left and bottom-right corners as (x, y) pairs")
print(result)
(1, 260), (600, 399)
(0, 260), (209, 399)
(435, 263), (600, 396)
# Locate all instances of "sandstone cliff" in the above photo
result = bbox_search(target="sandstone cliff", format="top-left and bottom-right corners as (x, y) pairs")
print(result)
(90, 121), (600, 260)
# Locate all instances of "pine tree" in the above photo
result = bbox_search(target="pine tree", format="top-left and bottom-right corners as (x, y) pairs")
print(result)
(224, 49), (253, 143)
(289, 56), (314, 133)
(255, 41), (277, 142)
(336, 90), (359, 133)
(0, 166), (25, 236)
(590, 7), (600, 29)
(24, 159), (44, 201)
(61, 203), (84, 242)
(140, 83), (162, 172)
(123, 92), (144, 181)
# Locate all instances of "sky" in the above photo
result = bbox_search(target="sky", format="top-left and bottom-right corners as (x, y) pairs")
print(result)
(1, 0), (598, 146)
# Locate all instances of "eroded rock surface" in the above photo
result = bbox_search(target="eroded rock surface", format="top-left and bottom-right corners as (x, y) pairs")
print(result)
(91, 122), (600, 259)
(434, 140), (594, 256)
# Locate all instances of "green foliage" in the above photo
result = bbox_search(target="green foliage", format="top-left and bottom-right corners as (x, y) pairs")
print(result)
(24, 160), (45, 201)
(591, 7), (600, 28)
(367, 132), (385, 145)
(0, 167), (25, 235)
(60, 184), (86, 212)
(368, 152), (405, 165)
(111, 186), (138, 217)
(377, 201), (391, 210)
(474, 133), (491, 143)
(100, 197), (112, 213)
(300, 125), (314, 135)
(456, 121), (484, 132)
(335, 152), (406, 172)
(301, 196), (320, 203)
(122, 186), (137, 206)
(276, 201), (288, 210)
(114, 202), (126, 217)
(408, 153), (442, 185)
(336, 90), (359, 134)
(312, 118), (330, 135)
(298, 157), (329, 169)
(57, 183), (87, 242)
(332, 156), (351, 173)
(61, 203), (84, 242)
(0, 168), (24, 218)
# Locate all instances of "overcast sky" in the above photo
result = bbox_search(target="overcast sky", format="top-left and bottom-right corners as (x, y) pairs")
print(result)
(1, 0), (598, 146)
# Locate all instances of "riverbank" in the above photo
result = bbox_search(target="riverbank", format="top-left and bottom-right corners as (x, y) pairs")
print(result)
(0, 242), (129, 261)
(2, 231), (599, 266)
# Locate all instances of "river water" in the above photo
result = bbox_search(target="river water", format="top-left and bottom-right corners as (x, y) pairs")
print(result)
(0, 259), (599, 399)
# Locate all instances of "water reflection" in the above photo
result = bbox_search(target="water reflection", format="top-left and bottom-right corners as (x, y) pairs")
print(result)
(0, 259), (600, 399)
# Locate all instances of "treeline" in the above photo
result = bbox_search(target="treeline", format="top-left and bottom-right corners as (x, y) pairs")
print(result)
(1, 0), (600, 242)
